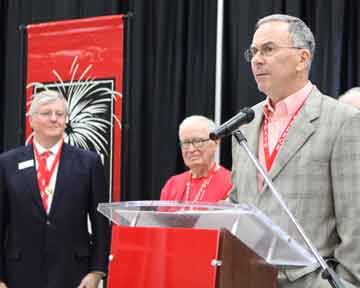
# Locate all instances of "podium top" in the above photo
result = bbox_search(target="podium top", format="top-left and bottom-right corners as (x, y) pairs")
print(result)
(98, 200), (316, 267)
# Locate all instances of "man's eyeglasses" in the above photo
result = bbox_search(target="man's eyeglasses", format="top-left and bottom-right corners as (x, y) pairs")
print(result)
(35, 111), (67, 118)
(179, 138), (211, 150)
(244, 42), (304, 62)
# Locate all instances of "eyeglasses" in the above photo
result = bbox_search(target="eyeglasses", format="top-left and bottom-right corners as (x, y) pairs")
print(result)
(179, 138), (211, 150)
(34, 110), (67, 118)
(244, 42), (304, 62)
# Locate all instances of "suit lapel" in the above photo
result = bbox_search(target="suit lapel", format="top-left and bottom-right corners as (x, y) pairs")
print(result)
(48, 144), (73, 218)
(268, 88), (321, 180)
(18, 145), (47, 217)
(240, 105), (264, 195)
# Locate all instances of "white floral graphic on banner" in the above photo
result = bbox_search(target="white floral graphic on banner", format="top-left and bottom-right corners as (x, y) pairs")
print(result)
(27, 56), (122, 158)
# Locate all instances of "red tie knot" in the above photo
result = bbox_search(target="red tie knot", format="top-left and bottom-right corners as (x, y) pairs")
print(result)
(41, 151), (50, 160)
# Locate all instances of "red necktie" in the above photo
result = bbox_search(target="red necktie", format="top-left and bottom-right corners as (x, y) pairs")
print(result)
(37, 151), (50, 211)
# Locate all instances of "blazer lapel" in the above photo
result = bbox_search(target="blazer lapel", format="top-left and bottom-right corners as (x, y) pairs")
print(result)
(18, 145), (47, 217)
(48, 144), (73, 218)
(268, 88), (321, 180)
(240, 105), (264, 195)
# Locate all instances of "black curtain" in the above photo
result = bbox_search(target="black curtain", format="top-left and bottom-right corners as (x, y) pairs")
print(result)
(1, 0), (359, 202)
(0, 0), (6, 152)
(122, 0), (218, 200)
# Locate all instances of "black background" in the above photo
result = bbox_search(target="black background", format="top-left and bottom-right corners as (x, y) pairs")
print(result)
(1, 0), (359, 201)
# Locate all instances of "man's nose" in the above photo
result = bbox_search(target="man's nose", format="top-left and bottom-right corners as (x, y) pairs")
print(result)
(187, 143), (197, 151)
(49, 113), (58, 121)
(251, 51), (264, 64)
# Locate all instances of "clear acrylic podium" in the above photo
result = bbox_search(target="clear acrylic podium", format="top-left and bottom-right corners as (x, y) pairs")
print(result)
(98, 201), (316, 288)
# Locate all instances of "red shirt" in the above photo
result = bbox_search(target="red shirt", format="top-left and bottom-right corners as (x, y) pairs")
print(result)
(160, 165), (233, 202)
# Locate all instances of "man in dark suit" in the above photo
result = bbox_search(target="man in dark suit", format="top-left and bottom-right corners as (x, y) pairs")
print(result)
(0, 90), (110, 288)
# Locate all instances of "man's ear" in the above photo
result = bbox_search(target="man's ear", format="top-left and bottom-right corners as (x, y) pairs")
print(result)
(296, 49), (311, 72)
(29, 116), (34, 129)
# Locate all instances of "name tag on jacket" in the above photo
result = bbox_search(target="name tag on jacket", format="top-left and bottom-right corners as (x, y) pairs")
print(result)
(18, 159), (34, 170)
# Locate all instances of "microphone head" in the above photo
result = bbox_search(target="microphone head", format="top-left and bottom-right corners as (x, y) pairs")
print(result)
(209, 131), (219, 141)
(209, 107), (255, 140)
(242, 107), (255, 122)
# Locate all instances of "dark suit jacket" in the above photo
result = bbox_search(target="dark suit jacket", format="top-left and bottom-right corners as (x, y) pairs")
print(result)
(0, 143), (110, 288)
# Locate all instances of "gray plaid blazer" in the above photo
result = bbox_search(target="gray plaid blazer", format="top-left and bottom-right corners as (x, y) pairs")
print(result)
(230, 87), (360, 287)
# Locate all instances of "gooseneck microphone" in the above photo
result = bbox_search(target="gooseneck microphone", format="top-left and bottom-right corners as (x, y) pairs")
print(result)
(209, 107), (255, 140)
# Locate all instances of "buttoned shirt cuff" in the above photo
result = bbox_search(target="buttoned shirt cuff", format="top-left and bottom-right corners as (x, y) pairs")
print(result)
(91, 271), (106, 278)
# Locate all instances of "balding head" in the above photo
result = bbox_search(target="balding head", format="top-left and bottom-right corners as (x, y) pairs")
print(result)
(179, 115), (216, 137)
(339, 87), (360, 110)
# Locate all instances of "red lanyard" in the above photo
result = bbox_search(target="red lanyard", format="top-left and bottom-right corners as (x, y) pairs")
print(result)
(184, 164), (219, 202)
(263, 97), (308, 171)
(33, 140), (64, 187)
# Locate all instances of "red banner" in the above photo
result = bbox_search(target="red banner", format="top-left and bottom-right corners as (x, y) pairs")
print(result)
(26, 15), (124, 201)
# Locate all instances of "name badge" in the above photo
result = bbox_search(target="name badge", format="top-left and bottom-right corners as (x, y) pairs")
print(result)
(18, 159), (34, 170)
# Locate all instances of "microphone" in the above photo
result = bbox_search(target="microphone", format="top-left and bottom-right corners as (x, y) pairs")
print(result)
(209, 107), (255, 140)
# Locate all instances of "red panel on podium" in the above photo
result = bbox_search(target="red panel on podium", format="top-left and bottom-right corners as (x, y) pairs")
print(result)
(109, 226), (220, 288)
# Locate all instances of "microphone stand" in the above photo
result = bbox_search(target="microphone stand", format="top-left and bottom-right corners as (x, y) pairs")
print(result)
(233, 129), (345, 288)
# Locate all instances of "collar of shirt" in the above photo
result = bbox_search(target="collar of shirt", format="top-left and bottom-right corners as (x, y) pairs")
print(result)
(263, 81), (314, 120)
(33, 138), (63, 158)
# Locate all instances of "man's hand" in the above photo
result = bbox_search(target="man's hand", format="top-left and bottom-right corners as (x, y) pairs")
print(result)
(0, 281), (8, 288)
(78, 272), (103, 288)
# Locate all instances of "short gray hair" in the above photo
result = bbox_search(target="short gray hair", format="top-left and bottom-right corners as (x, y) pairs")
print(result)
(256, 14), (315, 69)
(179, 115), (216, 138)
(29, 89), (68, 116)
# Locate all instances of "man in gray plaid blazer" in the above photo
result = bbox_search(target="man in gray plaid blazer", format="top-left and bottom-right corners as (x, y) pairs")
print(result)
(230, 14), (360, 287)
